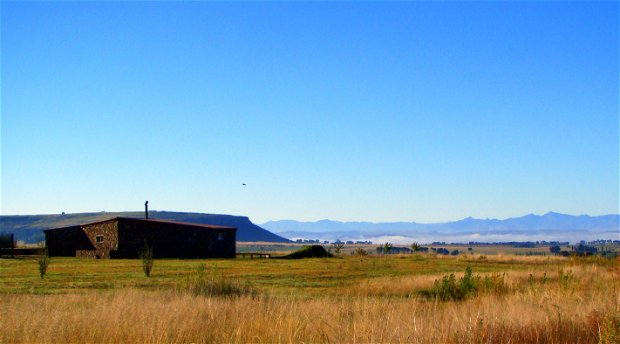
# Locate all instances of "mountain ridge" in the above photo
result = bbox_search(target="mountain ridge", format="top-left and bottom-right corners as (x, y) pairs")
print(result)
(261, 212), (619, 244)
(1, 211), (291, 243)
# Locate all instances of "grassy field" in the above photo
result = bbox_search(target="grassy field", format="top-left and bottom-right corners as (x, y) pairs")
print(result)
(1, 252), (619, 343)
(236, 242), (620, 256)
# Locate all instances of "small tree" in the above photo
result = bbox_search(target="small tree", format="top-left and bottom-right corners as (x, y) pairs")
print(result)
(383, 242), (393, 255)
(139, 241), (154, 277)
(332, 243), (345, 256)
(549, 245), (561, 254)
(411, 242), (421, 253)
(38, 247), (50, 279)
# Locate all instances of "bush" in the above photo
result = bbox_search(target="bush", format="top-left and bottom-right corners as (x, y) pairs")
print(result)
(184, 264), (255, 298)
(354, 247), (368, 257)
(383, 242), (393, 254)
(411, 242), (420, 252)
(38, 248), (50, 279)
(280, 245), (332, 259)
(419, 267), (507, 301)
(139, 242), (154, 277)
(332, 243), (345, 256)
(436, 248), (449, 255)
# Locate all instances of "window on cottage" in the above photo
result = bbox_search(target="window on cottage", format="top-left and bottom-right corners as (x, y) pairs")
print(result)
(218, 233), (224, 241)
(96, 235), (104, 243)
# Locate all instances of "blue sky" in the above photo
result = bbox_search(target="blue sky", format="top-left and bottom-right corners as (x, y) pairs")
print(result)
(2, 1), (618, 223)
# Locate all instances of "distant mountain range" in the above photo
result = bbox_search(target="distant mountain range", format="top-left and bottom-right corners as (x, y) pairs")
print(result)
(3, 211), (619, 245)
(0, 211), (290, 243)
(261, 212), (620, 244)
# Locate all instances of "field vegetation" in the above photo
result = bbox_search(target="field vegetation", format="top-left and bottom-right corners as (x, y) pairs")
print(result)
(1, 252), (618, 343)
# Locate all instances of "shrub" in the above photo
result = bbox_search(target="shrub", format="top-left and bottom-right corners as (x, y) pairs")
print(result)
(279, 245), (332, 259)
(38, 247), (50, 279)
(431, 272), (461, 301)
(459, 267), (476, 296)
(332, 243), (345, 256)
(354, 247), (368, 257)
(410, 242), (420, 252)
(383, 242), (393, 254)
(376, 243), (393, 254)
(139, 242), (154, 277)
(419, 267), (507, 301)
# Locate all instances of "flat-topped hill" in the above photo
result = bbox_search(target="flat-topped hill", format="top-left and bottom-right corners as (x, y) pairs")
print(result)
(0, 211), (291, 243)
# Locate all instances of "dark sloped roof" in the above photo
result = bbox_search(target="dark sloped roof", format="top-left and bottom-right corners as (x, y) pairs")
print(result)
(117, 217), (236, 230)
(45, 216), (236, 231)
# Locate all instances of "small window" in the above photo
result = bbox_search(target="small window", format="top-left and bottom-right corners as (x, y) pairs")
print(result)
(96, 235), (104, 243)
(217, 233), (224, 241)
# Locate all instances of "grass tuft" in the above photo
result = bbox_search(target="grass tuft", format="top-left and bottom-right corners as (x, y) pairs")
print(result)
(138, 241), (154, 277)
(37, 248), (50, 279)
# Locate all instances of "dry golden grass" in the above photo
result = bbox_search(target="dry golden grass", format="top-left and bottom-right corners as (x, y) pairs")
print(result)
(1, 257), (619, 343)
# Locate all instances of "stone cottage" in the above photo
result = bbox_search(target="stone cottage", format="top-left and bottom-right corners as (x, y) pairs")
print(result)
(44, 217), (236, 259)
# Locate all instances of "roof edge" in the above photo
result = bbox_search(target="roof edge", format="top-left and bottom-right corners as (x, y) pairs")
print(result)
(45, 216), (236, 231)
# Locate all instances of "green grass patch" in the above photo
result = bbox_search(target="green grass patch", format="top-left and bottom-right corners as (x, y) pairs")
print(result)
(0, 254), (587, 297)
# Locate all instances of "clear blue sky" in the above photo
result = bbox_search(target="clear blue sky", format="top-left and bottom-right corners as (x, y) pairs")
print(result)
(2, 1), (618, 223)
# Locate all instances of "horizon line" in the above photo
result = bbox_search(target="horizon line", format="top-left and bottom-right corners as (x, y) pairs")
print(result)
(1, 209), (619, 225)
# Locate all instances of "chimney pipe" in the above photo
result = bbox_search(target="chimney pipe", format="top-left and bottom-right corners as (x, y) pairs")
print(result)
(145, 201), (149, 219)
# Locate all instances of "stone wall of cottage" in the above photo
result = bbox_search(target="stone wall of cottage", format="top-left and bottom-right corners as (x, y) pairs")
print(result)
(77, 221), (119, 259)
